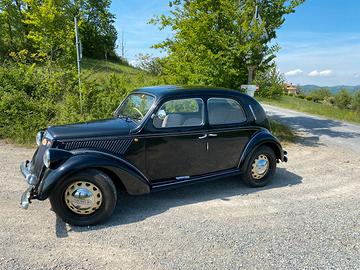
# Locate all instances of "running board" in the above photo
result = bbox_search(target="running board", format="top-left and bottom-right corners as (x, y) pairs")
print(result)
(151, 168), (241, 192)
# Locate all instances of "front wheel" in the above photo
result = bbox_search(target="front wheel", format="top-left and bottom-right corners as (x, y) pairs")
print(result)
(242, 146), (277, 187)
(50, 169), (117, 226)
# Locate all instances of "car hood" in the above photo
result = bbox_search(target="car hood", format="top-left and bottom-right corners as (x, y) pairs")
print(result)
(47, 118), (133, 140)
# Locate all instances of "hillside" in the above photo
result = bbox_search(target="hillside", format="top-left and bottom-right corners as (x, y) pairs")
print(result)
(300, 85), (360, 94)
(81, 58), (149, 81)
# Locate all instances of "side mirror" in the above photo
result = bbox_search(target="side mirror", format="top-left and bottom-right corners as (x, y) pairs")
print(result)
(157, 109), (167, 120)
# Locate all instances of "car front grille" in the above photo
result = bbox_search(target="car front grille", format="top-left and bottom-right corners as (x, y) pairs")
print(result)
(62, 138), (133, 155)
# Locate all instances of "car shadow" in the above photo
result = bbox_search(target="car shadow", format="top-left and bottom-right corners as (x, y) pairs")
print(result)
(269, 114), (360, 147)
(55, 168), (302, 236)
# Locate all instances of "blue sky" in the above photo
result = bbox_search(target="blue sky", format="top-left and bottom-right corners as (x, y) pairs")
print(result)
(110, 0), (360, 86)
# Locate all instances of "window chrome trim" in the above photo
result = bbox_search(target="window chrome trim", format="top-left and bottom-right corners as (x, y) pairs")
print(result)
(248, 105), (257, 121)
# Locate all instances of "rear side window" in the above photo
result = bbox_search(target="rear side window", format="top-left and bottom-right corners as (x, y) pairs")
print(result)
(153, 98), (204, 128)
(207, 98), (246, 125)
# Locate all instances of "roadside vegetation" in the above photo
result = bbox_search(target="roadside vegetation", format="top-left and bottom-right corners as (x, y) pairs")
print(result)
(258, 89), (360, 124)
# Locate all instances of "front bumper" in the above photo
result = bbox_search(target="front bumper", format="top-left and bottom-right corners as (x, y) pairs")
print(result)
(19, 160), (37, 209)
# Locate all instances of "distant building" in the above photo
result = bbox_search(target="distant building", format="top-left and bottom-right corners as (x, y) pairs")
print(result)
(284, 83), (298, 95)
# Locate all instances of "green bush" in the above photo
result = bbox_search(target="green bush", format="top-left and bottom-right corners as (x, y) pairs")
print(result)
(335, 89), (352, 109)
(0, 62), (159, 144)
(309, 88), (332, 102)
(306, 96), (313, 101)
(254, 65), (285, 99)
(297, 94), (305, 99)
(352, 91), (360, 111)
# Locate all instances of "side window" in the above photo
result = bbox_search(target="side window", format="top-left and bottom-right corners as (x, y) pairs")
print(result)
(153, 98), (204, 128)
(207, 98), (246, 125)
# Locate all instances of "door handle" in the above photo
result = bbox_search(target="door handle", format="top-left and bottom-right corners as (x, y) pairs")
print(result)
(198, 134), (208, 139)
(208, 133), (218, 137)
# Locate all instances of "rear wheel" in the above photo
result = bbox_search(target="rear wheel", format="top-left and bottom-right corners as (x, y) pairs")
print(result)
(50, 169), (117, 226)
(242, 146), (277, 187)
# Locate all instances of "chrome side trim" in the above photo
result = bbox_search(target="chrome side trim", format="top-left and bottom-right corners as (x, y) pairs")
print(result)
(249, 105), (257, 121)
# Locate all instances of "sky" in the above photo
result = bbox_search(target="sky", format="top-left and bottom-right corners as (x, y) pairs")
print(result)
(110, 0), (360, 86)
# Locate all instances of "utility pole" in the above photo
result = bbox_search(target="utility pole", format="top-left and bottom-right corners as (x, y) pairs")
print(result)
(121, 30), (125, 60)
(74, 15), (82, 114)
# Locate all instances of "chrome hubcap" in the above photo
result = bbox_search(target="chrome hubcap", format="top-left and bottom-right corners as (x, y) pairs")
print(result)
(251, 154), (269, 180)
(64, 181), (102, 215)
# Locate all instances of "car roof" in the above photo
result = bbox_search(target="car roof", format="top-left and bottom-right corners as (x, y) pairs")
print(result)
(132, 85), (249, 100)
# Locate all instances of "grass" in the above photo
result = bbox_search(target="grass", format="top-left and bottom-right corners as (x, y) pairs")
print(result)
(81, 58), (151, 82)
(269, 119), (297, 143)
(258, 95), (360, 124)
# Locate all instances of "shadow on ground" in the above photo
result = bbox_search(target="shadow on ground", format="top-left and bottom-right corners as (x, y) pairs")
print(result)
(55, 168), (302, 237)
(269, 114), (360, 147)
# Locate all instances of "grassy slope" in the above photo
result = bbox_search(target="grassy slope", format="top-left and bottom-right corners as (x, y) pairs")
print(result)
(81, 58), (150, 81)
(258, 95), (360, 124)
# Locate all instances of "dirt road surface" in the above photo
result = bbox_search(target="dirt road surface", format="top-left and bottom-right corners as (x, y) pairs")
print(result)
(0, 106), (359, 269)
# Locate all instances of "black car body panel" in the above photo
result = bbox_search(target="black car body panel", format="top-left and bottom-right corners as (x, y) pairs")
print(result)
(20, 85), (287, 205)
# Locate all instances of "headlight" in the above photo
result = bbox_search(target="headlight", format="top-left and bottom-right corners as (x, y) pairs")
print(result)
(43, 149), (51, 168)
(36, 131), (44, 146)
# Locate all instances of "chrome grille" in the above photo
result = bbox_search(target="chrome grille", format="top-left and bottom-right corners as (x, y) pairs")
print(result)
(62, 138), (133, 155)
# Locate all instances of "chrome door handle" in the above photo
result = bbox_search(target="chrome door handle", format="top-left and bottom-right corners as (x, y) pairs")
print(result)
(198, 134), (208, 139)
(208, 133), (218, 137)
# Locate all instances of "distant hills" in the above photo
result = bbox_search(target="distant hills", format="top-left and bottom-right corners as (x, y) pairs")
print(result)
(299, 85), (360, 94)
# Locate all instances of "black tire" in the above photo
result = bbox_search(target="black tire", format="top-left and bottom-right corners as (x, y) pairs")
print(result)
(242, 146), (277, 187)
(50, 169), (117, 226)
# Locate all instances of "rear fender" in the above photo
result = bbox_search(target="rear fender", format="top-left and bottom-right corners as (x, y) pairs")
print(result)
(238, 129), (284, 173)
(37, 151), (150, 200)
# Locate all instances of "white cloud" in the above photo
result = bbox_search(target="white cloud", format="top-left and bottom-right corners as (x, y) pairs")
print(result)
(308, 70), (320, 77)
(284, 69), (303, 76)
(308, 70), (333, 77)
(354, 73), (360, 78)
(319, 70), (333, 76)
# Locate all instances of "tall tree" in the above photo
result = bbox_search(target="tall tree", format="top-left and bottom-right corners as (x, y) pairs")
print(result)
(151, 0), (304, 89)
(0, 0), (27, 57)
(80, 0), (117, 60)
(23, 0), (75, 63)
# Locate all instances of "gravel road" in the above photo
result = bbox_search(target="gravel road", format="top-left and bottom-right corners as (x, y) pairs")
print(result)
(1, 106), (360, 270)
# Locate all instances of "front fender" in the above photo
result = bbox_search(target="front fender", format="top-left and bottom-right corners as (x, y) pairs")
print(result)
(37, 151), (150, 200)
(238, 129), (285, 172)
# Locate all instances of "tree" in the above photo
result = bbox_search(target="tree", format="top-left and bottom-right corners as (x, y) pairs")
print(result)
(0, 0), (28, 58)
(254, 64), (285, 98)
(335, 89), (352, 109)
(150, 0), (304, 89)
(136, 54), (163, 75)
(310, 88), (332, 103)
(23, 0), (75, 63)
(351, 90), (360, 111)
(80, 0), (117, 60)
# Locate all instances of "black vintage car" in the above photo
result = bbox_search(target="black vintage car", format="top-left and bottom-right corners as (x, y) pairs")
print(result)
(20, 85), (287, 225)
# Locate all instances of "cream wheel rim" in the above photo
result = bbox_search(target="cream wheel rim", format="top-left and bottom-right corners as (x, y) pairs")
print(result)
(64, 181), (102, 215)
(251, 154), (270, 180)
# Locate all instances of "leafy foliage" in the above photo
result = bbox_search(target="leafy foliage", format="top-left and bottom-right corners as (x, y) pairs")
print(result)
(150, 0), (303, 89)
(0, 61), (163, 144)
(335, 89), (352, 109)
(254, 65), (285, 98)
(0, 0), (118, 63)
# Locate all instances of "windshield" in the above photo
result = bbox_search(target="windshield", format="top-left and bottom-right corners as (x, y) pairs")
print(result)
(117, 93), (155, 124)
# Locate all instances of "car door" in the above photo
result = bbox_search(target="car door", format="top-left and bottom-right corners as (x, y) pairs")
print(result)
(205, 97), (255, 172)
(145, 97), (209, 181)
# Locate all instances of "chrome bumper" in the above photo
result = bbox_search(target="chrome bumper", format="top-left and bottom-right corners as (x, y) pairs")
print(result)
(20, 161), (37, 209)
